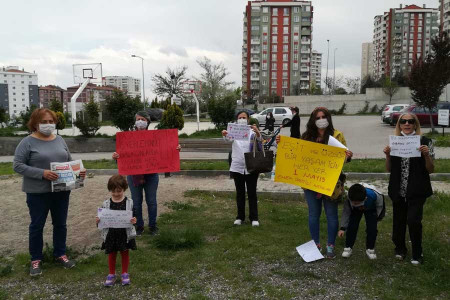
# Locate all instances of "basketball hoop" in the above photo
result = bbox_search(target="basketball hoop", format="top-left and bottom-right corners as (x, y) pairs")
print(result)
(181, 80), (202, 95)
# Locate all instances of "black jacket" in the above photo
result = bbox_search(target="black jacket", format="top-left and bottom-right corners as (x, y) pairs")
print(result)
(264, 117), (275, 131)
(388, 136), (433, 204)
(284, 114), (301, 139)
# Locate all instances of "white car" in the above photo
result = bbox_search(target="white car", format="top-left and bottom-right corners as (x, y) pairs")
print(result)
(381, 104), (409, 123)
(251, 107), (293, 127)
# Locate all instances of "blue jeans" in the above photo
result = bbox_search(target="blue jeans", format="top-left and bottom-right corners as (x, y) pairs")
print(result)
(304, 190), (339, 246)
(127, 174), (159, 228)
(26, 191), (70, 261)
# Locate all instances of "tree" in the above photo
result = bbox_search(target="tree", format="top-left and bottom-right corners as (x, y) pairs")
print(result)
(74, 97), (100, 137)
(382, 76), (399, 104)
(105, 90), (144, 132)
(156, 104), (184, 130)
(392, 70), (409, 87)
(334, 87), (347, 95)
(152, 66), (188, 98)
(345, 76), (361, 95)
(20, 105), (38, 131)
(0, 107), (9, 125)
(49, 98), (64, 113)
(197, 56), (234, 104)
(55, 111), (66, 134)
(150, 97), (160, 108)
(207, 94), (237, 130)
(360, 75), (380, 94)
(409, 33), (450, 131)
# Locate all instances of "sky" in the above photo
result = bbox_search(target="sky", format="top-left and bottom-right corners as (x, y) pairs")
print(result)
(0, 0), (441, 99)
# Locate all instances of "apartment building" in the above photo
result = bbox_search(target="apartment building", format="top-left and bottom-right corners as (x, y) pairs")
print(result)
(66, 83), (116, 113)
(38, 85), (67, 109)
(102, 76), (141, 98)
(242, 0), (313, 101)
(372, 4), (440, 80)
(441, 0), (450, 34)
(311, 50), (322, 88)
(0, 66), (39, 117)
(361, 43), (374, 80)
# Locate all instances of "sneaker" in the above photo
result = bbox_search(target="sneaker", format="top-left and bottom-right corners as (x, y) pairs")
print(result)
(366, 249), (377, 260)
(104, 274), (115, 287)
(56, 255), (75, 269)
(411, 256), (423, 265)
(326, 244), (336, 259)
(251, 221), (260, 227)
(136, 226), (144, 236)
(395, 251), (406, 260)
(342, 247), (352, 258)
(233, 219), (242, 225)
(316, 244), (322, 253)
(121, 273), (130, 285)
(149, 226), (159, 236)
(29, 260), (42, 276)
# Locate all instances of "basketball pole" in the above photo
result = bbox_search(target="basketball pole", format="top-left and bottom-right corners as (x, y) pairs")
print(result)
(71, 78), (90, 136)
(192, 92), (200, 132)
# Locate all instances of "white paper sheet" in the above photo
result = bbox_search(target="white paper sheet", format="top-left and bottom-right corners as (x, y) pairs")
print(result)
(296, 240), (325, 263)
(97, 208), (133, 229)
(389, 135), (421, 158)
(328, 136), (348, 149)
(226, 123), (251, 141)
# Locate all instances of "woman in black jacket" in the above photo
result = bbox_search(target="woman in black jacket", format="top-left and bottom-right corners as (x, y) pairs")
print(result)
(264, 112), (275, 132)
(281, 106), (300, 138)
(383, 113), (434, 265)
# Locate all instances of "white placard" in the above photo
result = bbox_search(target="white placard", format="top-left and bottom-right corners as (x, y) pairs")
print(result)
(438, 109), (449, 126)
(296, 240), (324, 263)
(328, 135), (348, 149)
(389, 135), (421, 158)
(226, 123), (251, 141)
(50, 160), (84, 192)
(97, 208), (133, 229)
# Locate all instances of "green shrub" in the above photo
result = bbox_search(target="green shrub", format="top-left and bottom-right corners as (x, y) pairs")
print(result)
(55, 111), (66, 133)
(157, 104), (184, 130)
(370, 104), (380, 113)
(105, 90), (144, 131)
(153, 228), (204, 250)
(19, 104), (38, 131)
(208, 94), (236, 129)
(357, 101), (370, 114)
(74, 98), (100, 137)
(330, 103), (347, 115)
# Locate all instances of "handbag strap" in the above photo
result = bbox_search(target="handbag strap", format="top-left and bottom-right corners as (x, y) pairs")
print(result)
(252, 134), (266, 158)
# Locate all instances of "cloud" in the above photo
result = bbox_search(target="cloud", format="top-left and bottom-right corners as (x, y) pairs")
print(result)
(158, 46), (188, 57)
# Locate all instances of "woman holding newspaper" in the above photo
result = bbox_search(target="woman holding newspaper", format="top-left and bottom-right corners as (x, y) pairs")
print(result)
(222, 110), (262, 227)
(383, 113), (434, 265)
(13, 108), (86, 276)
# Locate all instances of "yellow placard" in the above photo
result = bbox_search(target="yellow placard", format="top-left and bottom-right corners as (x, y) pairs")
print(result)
(275, 136), (346, 196)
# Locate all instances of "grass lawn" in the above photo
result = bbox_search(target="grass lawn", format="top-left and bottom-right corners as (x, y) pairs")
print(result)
(178, 128), (222, 139)
(2, 159), (450, 176)
(425, 132), (450, 147)
(0, 191), (448, 299)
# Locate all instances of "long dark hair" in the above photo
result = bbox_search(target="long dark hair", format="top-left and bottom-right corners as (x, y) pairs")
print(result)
(301, 107), (335, 143)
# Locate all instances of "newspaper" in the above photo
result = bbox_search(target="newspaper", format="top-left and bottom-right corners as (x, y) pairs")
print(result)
(50, 160), (85, 192)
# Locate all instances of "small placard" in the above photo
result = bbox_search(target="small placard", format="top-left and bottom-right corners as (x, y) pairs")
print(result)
(97, 208), (133, 229)
(438, 109), (449, 127)
(226, 123), (251, 141)
(389, 135), (421, 158)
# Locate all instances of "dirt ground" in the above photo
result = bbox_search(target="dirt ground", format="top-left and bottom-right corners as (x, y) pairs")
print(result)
(1, 174), (449, 258)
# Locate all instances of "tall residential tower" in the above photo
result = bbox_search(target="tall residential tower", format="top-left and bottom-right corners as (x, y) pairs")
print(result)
(242, 0), (313, 101)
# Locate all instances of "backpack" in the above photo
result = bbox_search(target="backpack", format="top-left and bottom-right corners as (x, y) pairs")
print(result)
(361, 183), (386, 221)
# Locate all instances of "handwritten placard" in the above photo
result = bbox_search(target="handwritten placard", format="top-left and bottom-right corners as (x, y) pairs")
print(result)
(438, 109), (449, 126)
(116, 129), (180, 175)
(97, 208), (133, 229)
(226, 123), (251, 141)
(389, 135), (421, 158)
(275, 136), (346, 196)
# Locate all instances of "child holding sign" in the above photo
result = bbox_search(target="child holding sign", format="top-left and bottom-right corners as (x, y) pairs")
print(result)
(96, 175), (137, 286)
(338, 183), (385, 260)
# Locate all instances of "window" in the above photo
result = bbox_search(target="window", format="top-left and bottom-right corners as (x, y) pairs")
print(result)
(283, 17), (289, 25)
(272, 53), (277, 60)
(283, 36), (289, 43)
(272, 45), (277, 52)
(262, 44), (268, 50)
(293, 44), (299, 51)
(283, 44), (288, 52)
(263, 35), (268, 42)
(262, 80), (267, 86)
(294, 26), (299, 33)
(262, 25), (268, 33)
(272, 26), (278, 34)
(262, 71), (267, 77)
(262, 63), (267, 70)
(282, 81), (288, 88)
(262, 52), (267, 59)
(283, 54), (288, 61)
(293, 7), (300, 13)
(283, 26), (289, 34)
(293, 16), (299, 22)
(293, 63), (298, 70)
(283, 63), (288, 70)
(271, 72), (277, 79)
(275, 108), (286, 114)
(21, 81), (24, 84)
(272, 36), (277, 43)
(272, 17), (277, 25)
(272, 80), (277, 87)
(283, 71), (288, 78)
(272, 63), (277, 70)
(273, 8), (278, 16)
(251, 25), (259, 31)
(293, 35), (299, 42)
(263, 16), (268, 22)
(262, 7), (268, 13)
(284, 8), (289, 15)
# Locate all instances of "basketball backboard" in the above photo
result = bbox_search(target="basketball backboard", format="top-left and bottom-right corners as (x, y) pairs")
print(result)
(181, 80), (202, 95)
(73, 63), (102, 84)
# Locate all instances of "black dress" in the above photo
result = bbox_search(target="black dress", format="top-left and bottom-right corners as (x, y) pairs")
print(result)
(101, 197), (137, 254)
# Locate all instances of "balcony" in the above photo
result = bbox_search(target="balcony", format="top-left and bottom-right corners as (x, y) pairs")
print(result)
(250, 57), (260, 63)
(251, 39), (260, 44)
(301, 58), (310, 63)
(301, 67), (310, 72)
(301, 39), (311, 44)
(250, 66), (260, 72)
(300, 48), (311, 54)
(251, 84), (259, 89)
(251, 76), (260, 81)
(251, 48), (260, 54)
(300, 84), (310, 89)
(300, 75), (310, 81)
(301, 29), (311, 36)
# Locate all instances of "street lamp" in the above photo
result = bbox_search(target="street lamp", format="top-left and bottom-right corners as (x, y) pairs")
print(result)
(325, 40), (330, 94)
(131, 54), (145, 108)
(333, 48), (338, 95)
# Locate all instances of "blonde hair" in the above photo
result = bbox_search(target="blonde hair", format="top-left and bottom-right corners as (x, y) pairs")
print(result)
(394, 113), (422, 136)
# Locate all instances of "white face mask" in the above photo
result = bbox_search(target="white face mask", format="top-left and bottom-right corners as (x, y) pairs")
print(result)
(237, 119), (248, 125)
(38, 123), (55, 136)
(135, 120), (148, 129)
(315, 119), (329, 129)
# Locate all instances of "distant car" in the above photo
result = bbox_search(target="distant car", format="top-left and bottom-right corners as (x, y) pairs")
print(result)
(146, 108), (164, 121)
(381, 104), (409, 123)
(251, 107), (293, 127)
(390, 102), (450, 126)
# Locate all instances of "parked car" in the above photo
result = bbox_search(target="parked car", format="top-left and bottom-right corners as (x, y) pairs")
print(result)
(390, 102), (450, 126)
(381, 104), (409, 123)
(251, 107), (293, 127)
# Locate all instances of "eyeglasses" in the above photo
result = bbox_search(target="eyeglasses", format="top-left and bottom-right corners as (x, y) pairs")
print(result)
(399, 119), (415, 125)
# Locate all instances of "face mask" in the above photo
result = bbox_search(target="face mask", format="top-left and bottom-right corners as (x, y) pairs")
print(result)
(315, 119), (329, 129)
(237, 119), (248, 125)
(38, 124), (55, 136)
(135, 120), (148, 129)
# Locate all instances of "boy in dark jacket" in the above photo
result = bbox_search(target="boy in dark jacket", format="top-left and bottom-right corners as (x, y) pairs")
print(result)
(338, 183), (385, 260)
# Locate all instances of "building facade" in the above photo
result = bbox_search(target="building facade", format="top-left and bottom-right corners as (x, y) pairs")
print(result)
(242, 0), (313, 101)
(38, 85), (67, 109)
(0, 66), (39, 117)
(102, 76), (141, 98)
(372, 4), (440, 80)
(66, 83), (116, 113)
(311, 50), (322, 88)
(440, 0), (450, 34)
(361, 43), (374, 80)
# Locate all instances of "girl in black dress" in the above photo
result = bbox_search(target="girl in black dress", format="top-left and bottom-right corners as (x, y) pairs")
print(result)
(96, 175), (137, 286)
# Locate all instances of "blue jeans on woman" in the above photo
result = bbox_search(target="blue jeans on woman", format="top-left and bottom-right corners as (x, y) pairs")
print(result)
(304, 189), (339, 246)
(127, 174), (159, 228)
(26, 191), (70, 261)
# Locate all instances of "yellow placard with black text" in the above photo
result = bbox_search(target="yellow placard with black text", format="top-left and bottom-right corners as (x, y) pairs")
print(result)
(275, 136), (346, 196)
